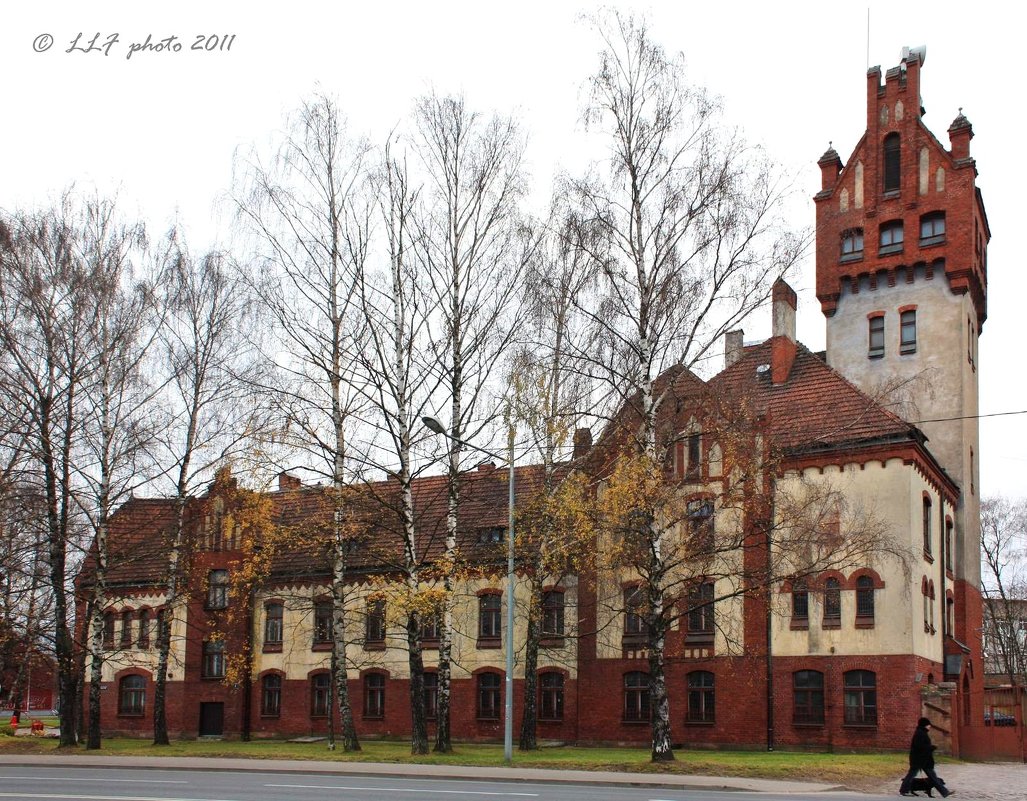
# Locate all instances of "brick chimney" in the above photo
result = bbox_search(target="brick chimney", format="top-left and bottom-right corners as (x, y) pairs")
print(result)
(573, 427), (592, 459)
(477, 462), (497, 473)
(278, 472), (302, 491)
(771, 279), (797, 385)
(948, 109), (974, 162)
(724, 329), (744, 369)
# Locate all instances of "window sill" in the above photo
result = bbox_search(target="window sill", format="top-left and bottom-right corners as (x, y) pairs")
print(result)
(477, 638), (501, 649)
(879, 244), (904, 257)
(201, 676), (225, 681)
(621, 719), (651, 725)
(685, 633), (714, 644)
(790, 619), (809, 631)
(311, 714), (329, 720)
(843, 723), (878, 730)
(421, 641), (439, 650)
(260, 713), (280, 719)
(868, 350), (884, 359)
(882, 190), (900, 200)
(622, 635), (647, 647)
(312, 642), (334, 651)
(792, 721), (825, 728)
(117, 712), (145, 718)
(822, 620), (841, 630)
(684, 720), (715, 726)
(363, 714), (384, 721)
(263, 643), (283, 653)
(919, 236), (945, 248)
(854, 617), (875, 629)
(538, 717), (564, 724)
(923, 552), (934, 563)
(204, 606), (228, 613)
(900, 346), (917, 355)
(364, 642), (386, 651)
(839, 252), (864, 264)
(540, 637), (566, 648)
(476, 716), (501, 722)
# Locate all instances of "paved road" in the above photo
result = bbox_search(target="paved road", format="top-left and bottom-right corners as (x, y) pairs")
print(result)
(0, 765), (893, 801)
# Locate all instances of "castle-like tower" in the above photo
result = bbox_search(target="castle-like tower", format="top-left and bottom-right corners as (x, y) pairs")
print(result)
(814, 48), (988, 672)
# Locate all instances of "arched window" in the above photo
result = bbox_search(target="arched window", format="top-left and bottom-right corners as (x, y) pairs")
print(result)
(686, 671), (715, 724)
(363, 673), (385, 719)
(478, 593), (501, 642)
(310, 673), (331, 717)
(261, 674), (281, 717)
(477, 672), (501, 719)
(539, 672), (564, 721)
(793, 670), (825, 725)
(623, 671), (650, 721)
(118, 675), (146, 716)
(841, 228), (864, 260)
(843, 670), (877, 725)
(856, 576), (876, 622)
(883, 133), (901, 192)
(922, 496), (933, 555)
(823, 578), (841, 624)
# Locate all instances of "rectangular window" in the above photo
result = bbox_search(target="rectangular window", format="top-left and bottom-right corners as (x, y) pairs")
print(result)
(685, 433), (701, 481)
(843, 670), (878, 726)
(423, 672), (438, 720)
(868, 315), (885, 358)
(264, 603), (284, 646)
(624, 587), (645, 639)
(686, 671), (715, 724)
(541, 591), (565, 638)
(792, 582), (809, 622)
(311, 673), (331, 717)
(136, 609), (150, 649)
(103, 612), (115, 648)
(206, 569), (229, 610)
(539, 672), (564, 721)
(883, 134), (901, 192)
(686, 499), (715, 555)
(478, 594), (502, 642)
(313, 601), (333, 645)
(686, 582), (714, 642)
(922, 496), (933, 555)
(363, 674), (385, 719)
(841, 229), (864, 261)
(879, 221), (904, 255)
(823, 578), (841, 623)
(477, 673), (501, 719)
(120, 611), (133, 647)
(261, 674), (281, 716)
(920, 213), (945, 245)
(793, 670), (825, 725)
(119, 676), (146, 716)
(365, 599), (386, 648)
(945, 520), (954, 573)
(623, 671), (650, 721)
(420, 611), (441, 643)
(900, 310), (917, 354)
(856, 576), (876, 622)
(201, 640), (225, 679)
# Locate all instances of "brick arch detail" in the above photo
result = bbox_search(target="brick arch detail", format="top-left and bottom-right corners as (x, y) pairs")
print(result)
(848, 567), (885, 590)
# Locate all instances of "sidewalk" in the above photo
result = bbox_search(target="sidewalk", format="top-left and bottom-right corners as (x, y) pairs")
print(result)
(0, 753), (847, 794)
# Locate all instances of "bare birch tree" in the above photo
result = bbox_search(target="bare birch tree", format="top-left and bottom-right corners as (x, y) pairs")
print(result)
(235, 94), (368, 750)
(413, 92), (528, 752)
(569, 12), (807, 760)
(981, 495), (1027, 687)
(151, 236), (261, 745)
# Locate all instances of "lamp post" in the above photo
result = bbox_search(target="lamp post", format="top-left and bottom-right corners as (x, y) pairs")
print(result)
(422, 415), (516, 764)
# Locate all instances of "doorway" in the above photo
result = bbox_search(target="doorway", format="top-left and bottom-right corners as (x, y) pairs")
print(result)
(198, 702), (224, 736)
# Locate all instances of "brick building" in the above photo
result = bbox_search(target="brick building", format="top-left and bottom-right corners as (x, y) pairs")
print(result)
(78, 48), (988, 753)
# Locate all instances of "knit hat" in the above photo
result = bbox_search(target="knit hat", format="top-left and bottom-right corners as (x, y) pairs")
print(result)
(917, 717), (932, 728)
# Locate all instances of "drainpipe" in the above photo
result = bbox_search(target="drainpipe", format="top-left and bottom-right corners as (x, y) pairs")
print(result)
(766, 477), (776, 752)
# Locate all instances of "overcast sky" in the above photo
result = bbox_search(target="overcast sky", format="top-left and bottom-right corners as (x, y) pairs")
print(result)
(3, 1), (1024, 497)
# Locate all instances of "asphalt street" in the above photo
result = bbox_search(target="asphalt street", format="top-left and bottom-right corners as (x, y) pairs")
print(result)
(0, 765), (899, 801)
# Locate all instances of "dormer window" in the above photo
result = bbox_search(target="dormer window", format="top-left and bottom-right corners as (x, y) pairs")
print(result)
(879, 221), (904, 256)
(883, 133), (901, 192)
(477, 527), (505, 544)
(840, 228), (864, 262)
(919, 212), (945, 246)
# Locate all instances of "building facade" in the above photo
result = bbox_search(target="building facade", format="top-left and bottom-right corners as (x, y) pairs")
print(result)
(78, 49), (988, 753)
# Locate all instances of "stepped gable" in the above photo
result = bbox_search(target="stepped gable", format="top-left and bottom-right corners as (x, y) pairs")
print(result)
(707, 339), (917, 454)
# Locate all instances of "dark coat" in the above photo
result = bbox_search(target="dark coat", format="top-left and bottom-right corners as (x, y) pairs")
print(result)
(909, 724), (936, 769)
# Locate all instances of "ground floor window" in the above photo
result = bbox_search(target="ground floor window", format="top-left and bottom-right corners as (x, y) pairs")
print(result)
(364, 673), (385, 719)
(311, 673), (331, 717)
(477, 672), (501, 719)
(623, 671), (650, 722)
(793, 670), (824, 725)
(118, 675), (145, 715)
(423, 672), (438, 719)
(539, 672), (564, 721)
(843, 670), (877, 725)
(686, 671), (714, 723)
(261, 674), (281, 717)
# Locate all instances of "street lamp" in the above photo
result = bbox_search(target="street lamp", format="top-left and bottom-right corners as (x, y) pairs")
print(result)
(422, 415), (516, 764)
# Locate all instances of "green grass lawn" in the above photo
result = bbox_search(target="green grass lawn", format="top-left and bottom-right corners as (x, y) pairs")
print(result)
(0, 735), (913, 790)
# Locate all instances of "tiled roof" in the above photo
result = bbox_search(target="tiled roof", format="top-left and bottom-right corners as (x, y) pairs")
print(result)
(707, 339), (918, 453)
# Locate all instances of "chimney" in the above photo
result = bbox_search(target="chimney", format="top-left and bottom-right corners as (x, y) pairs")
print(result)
(477, 461), (497, 473)
(724, 329), (744, 369)
(573, 427), (592, 459)
(771, 279), (797, 385)
(278, 472), (302, 491)
(818, 144), (842, 192)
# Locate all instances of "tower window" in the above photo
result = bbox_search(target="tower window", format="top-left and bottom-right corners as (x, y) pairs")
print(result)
(883, 133), (901, 192)
(922, 496), (933, 555)
(868, 315), (885, 358)
(841, 228), (864, 261)
(879, 221), (904, 255)
(920, 212), (945, 245)
(900, 310), (917, 354)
